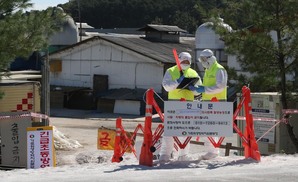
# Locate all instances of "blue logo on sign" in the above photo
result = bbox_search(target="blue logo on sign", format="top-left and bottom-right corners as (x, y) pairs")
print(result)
(208, 104), (213, 109)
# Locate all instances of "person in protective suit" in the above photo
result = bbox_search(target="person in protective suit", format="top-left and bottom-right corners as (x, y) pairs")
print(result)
(189, 49), (228, 160)
(159, 52), (202, 162)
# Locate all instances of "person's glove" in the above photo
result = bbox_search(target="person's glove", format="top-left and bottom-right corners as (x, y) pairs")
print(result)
(196, 86), (205, 93)
(188, 85), (196, 91)
(176, 75), (184, 84)
(189, 85), (205, 93)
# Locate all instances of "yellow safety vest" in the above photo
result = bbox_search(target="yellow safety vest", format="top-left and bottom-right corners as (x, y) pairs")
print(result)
(202, 62), (227, 101)
(168, 66), (198, 101)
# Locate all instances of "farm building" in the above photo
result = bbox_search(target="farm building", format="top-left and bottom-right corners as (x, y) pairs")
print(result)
(49, 24), (196, 115)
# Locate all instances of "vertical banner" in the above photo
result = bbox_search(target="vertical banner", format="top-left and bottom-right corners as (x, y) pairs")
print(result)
(27, 126), (56, 169)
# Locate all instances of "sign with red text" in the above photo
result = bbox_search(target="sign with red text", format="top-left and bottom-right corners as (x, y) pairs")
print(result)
(98, 129), (115, 150)
(97, 129), (134, 153)
(164, 101), (233, 137)
(27, 126), (56, 169)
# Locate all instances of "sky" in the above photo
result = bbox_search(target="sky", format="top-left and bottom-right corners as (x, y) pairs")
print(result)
(30, 0), (69, 10)
(1, 112), (298, 182)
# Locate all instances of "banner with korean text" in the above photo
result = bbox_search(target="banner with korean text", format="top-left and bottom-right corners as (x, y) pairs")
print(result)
(164, 101), (233, 137)
(27, 126), (56, 169)
(97, 129), (135, 152)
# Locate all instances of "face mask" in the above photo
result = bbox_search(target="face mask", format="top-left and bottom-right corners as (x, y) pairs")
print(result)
(201, 61), (210, 69)
(180, 64), (190, 70)
(201, 56), (215, 69)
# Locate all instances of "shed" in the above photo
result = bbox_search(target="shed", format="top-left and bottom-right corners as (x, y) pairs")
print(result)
(138, 24), (187, 43)
(49, 27), (195, 115)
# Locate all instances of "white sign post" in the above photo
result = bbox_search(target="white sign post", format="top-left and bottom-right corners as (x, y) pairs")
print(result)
(164, 101), (233, 137)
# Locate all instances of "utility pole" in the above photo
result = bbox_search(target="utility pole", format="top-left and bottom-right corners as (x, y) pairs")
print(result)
(77, 0), (82, 42)
(41, 50), (50, 126)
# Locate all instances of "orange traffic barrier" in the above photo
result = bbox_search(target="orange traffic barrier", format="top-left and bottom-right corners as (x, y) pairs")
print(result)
(111, 117), (123, 162)
(242, 86), (261, 161)
(111, 117), (140, 163)
(139, 89), (154, 166)
(205, 86), (261, 161)
(112, 85), (261, 166)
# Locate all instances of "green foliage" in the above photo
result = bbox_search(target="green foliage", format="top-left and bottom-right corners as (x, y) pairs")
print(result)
(0, 0), (66, 71)
(60, 0), (298, 95)
(209, 0), (298, 151)
(210, 0), (298, 94)
(62, 0), (221, 34)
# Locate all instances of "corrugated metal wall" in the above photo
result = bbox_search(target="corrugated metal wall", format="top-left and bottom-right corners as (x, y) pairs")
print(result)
(0, 83), (40, 113)
(49, 41), (164, 92)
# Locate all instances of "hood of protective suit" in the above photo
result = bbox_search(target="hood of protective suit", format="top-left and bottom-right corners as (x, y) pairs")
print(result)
(198, 49), (216, 69)
(178, 52), (192, 70)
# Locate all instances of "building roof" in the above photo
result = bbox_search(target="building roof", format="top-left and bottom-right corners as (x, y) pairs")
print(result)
(0, 79), (40, 86)
(94, 28), (143, 35)
(76, 22), (94, 29)
(138, 24), (187, 33)
(1, 70), (41, 80)
(96, 88), (149, 100)
(49, 34), (195, 64)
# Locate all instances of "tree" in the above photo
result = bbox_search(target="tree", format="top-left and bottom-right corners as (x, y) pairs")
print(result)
(210, 0), (298, 152)
(0, 0), (66, 72)
(62, 0), (207, 34)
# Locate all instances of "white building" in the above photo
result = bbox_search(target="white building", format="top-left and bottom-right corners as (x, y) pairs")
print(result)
(195, 19), (234, 74)
(49, 24), (195, 115)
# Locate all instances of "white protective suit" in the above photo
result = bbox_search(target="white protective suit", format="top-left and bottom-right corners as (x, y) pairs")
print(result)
(159, 52), (202, 162)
